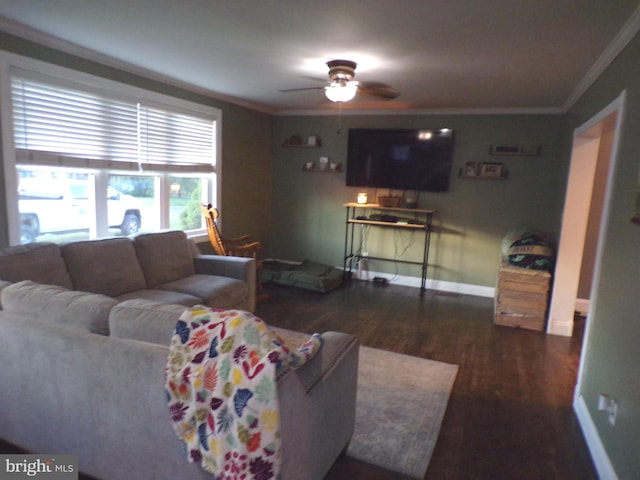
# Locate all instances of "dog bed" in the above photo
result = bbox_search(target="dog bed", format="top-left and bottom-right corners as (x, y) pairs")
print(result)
(261, 260), (343, 293)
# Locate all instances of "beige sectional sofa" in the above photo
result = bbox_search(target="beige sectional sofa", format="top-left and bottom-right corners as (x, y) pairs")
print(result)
(0, 231), (360, 479)
(0, 230), (255, 312)
(0, 286), (359, 480)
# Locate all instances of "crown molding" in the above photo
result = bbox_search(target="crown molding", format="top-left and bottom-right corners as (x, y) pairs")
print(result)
(563, 4), (640, 111)
(3, 6), (639, 118)
(0, 16), (277, 115)
(274, 106), (565, 116)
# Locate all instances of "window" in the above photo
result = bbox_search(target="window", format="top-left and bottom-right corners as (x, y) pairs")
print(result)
(1, 53), (221, 245)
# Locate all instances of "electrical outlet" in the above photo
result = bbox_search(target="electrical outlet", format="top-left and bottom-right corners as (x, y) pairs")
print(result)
(598, 394), (618, 426)
(608, 399), (618, 426)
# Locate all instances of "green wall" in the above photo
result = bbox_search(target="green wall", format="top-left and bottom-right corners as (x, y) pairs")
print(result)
(271, 114), (568, 289)
(2, 22), (637, 478)
(567, 31), (640, 479)
(0, 33), (273, 250)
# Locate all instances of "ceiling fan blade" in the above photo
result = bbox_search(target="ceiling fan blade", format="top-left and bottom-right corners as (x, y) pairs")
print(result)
(278, 86), (325, 93)
(300, 75), (328, 82)
(358, 81), (401, 99)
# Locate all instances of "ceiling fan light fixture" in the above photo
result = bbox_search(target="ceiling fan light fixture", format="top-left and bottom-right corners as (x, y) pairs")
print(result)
(325, 81), (359, 102)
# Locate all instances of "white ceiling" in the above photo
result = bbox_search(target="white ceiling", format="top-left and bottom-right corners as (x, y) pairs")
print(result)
(1, 0), (639, 115)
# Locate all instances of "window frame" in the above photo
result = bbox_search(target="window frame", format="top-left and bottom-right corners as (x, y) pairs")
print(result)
(1, 52), (222, 245)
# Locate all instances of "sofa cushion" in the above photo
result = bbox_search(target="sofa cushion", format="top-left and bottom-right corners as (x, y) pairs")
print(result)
(115, 289), (202, 307)
(109, 299), (187, 345)
(62, 238), (147, 297)
(0, 280), (117, 334)
(156, 274), (249, 310)
(0, 280), (12, 309)
(0, 242), (73, 289)
(134, 231), (196, 287)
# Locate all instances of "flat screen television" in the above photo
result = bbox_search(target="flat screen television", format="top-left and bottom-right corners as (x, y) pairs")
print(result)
(346, 128), (455, 192)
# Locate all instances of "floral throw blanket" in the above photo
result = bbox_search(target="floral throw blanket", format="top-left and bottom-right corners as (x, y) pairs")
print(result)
(165, 307), (322, 479)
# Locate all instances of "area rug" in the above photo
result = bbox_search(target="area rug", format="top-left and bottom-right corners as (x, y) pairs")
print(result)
(348, 346), (458, 479)
(272, 327), (458, 479)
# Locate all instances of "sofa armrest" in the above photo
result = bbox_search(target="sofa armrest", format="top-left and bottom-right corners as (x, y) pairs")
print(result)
(277, 331), (359, 480)
(281, 331), (358, 393)
(193, 255), (256, 311)
(193, 254), (254, 280)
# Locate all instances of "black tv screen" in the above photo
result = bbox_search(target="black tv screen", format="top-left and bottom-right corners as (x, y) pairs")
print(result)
(346, 128), (455, 191)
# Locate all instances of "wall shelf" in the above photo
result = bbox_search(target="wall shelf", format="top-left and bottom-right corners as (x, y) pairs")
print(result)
(459, 174), (508, 180)
(303, 163), (342, 172)
(458, 168), (508, 180)
(283, 143), (321, 148)
(282, 135), (321, 148)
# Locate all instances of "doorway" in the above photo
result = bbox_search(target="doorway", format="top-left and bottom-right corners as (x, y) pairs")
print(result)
(547, 92), (625, 336)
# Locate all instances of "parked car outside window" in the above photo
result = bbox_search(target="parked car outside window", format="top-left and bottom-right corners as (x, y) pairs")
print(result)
(19, 180), (142, 244)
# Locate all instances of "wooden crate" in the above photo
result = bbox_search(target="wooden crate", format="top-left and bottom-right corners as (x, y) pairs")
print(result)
(494, 311), (546, 331)
(494, 258), (551, 331)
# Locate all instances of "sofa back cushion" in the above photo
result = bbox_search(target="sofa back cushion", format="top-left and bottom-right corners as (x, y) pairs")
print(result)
(0, 280), (12, 310)
(62, 238), (147, 297)
(0, 242), (73, 289)
(0, 280), (117, 334)
(134, 231), (196, 287)
(109, 299), (187, 346)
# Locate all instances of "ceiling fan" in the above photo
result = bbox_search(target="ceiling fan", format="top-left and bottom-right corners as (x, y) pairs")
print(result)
(279, 59), (400, 103)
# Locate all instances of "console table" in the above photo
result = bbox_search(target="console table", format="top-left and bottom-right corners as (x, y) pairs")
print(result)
(342, 203), (435, 294)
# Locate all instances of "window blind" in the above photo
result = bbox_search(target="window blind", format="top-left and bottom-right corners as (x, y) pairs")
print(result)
(11, 68), (215, 173)
(139, 103), (215, 167)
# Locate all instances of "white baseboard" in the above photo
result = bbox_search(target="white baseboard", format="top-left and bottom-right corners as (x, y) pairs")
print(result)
(376, 272), (495, 297)
(576, 298), (590, 316)
(546, 319), (575, 337)
(348, 263), (495, 297)
(573, 393), (618, 480)
(264, 258), (496, 298)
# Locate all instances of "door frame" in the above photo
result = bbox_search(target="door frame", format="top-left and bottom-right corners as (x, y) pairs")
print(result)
(547, 91), (626, 336)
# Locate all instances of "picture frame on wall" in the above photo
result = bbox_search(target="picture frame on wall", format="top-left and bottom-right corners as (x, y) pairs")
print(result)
(480, 162), (504, 178)
(463, 161), (479, 177)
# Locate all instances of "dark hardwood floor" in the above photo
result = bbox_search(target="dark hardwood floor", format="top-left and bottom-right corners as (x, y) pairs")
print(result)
(255, 280), (597, 480)
(1, 280), (597, 479)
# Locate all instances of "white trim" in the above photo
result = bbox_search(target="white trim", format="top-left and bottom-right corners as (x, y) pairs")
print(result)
(574, 90), (626, 388)
(0, 18), (565, 117)
(267, 259), (496, 297)
(563, 5), (640, 111)
(575, 90), (628, 137)
(0, 16), (277, 116)
(1, 52), (222, 118)
(274, 106), (565, 117)
(575, 298), (590, 316)
(573, 394), (618, 480)
(0, 51), (222, 245)
(569, 92), (626, 480)
(2, 5), (640, 117)
(0, 52), (19, 245)
(380, 271), (495, 298)
(547, 321), (575, 337)
(547, 91), (626, 337)
(350, 263), (497, 296)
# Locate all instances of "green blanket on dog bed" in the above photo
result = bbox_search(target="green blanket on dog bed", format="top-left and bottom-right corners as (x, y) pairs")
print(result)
(261, 260), (343, 293)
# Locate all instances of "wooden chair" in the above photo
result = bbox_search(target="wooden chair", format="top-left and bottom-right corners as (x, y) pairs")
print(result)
(200, 204), (268, 301)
